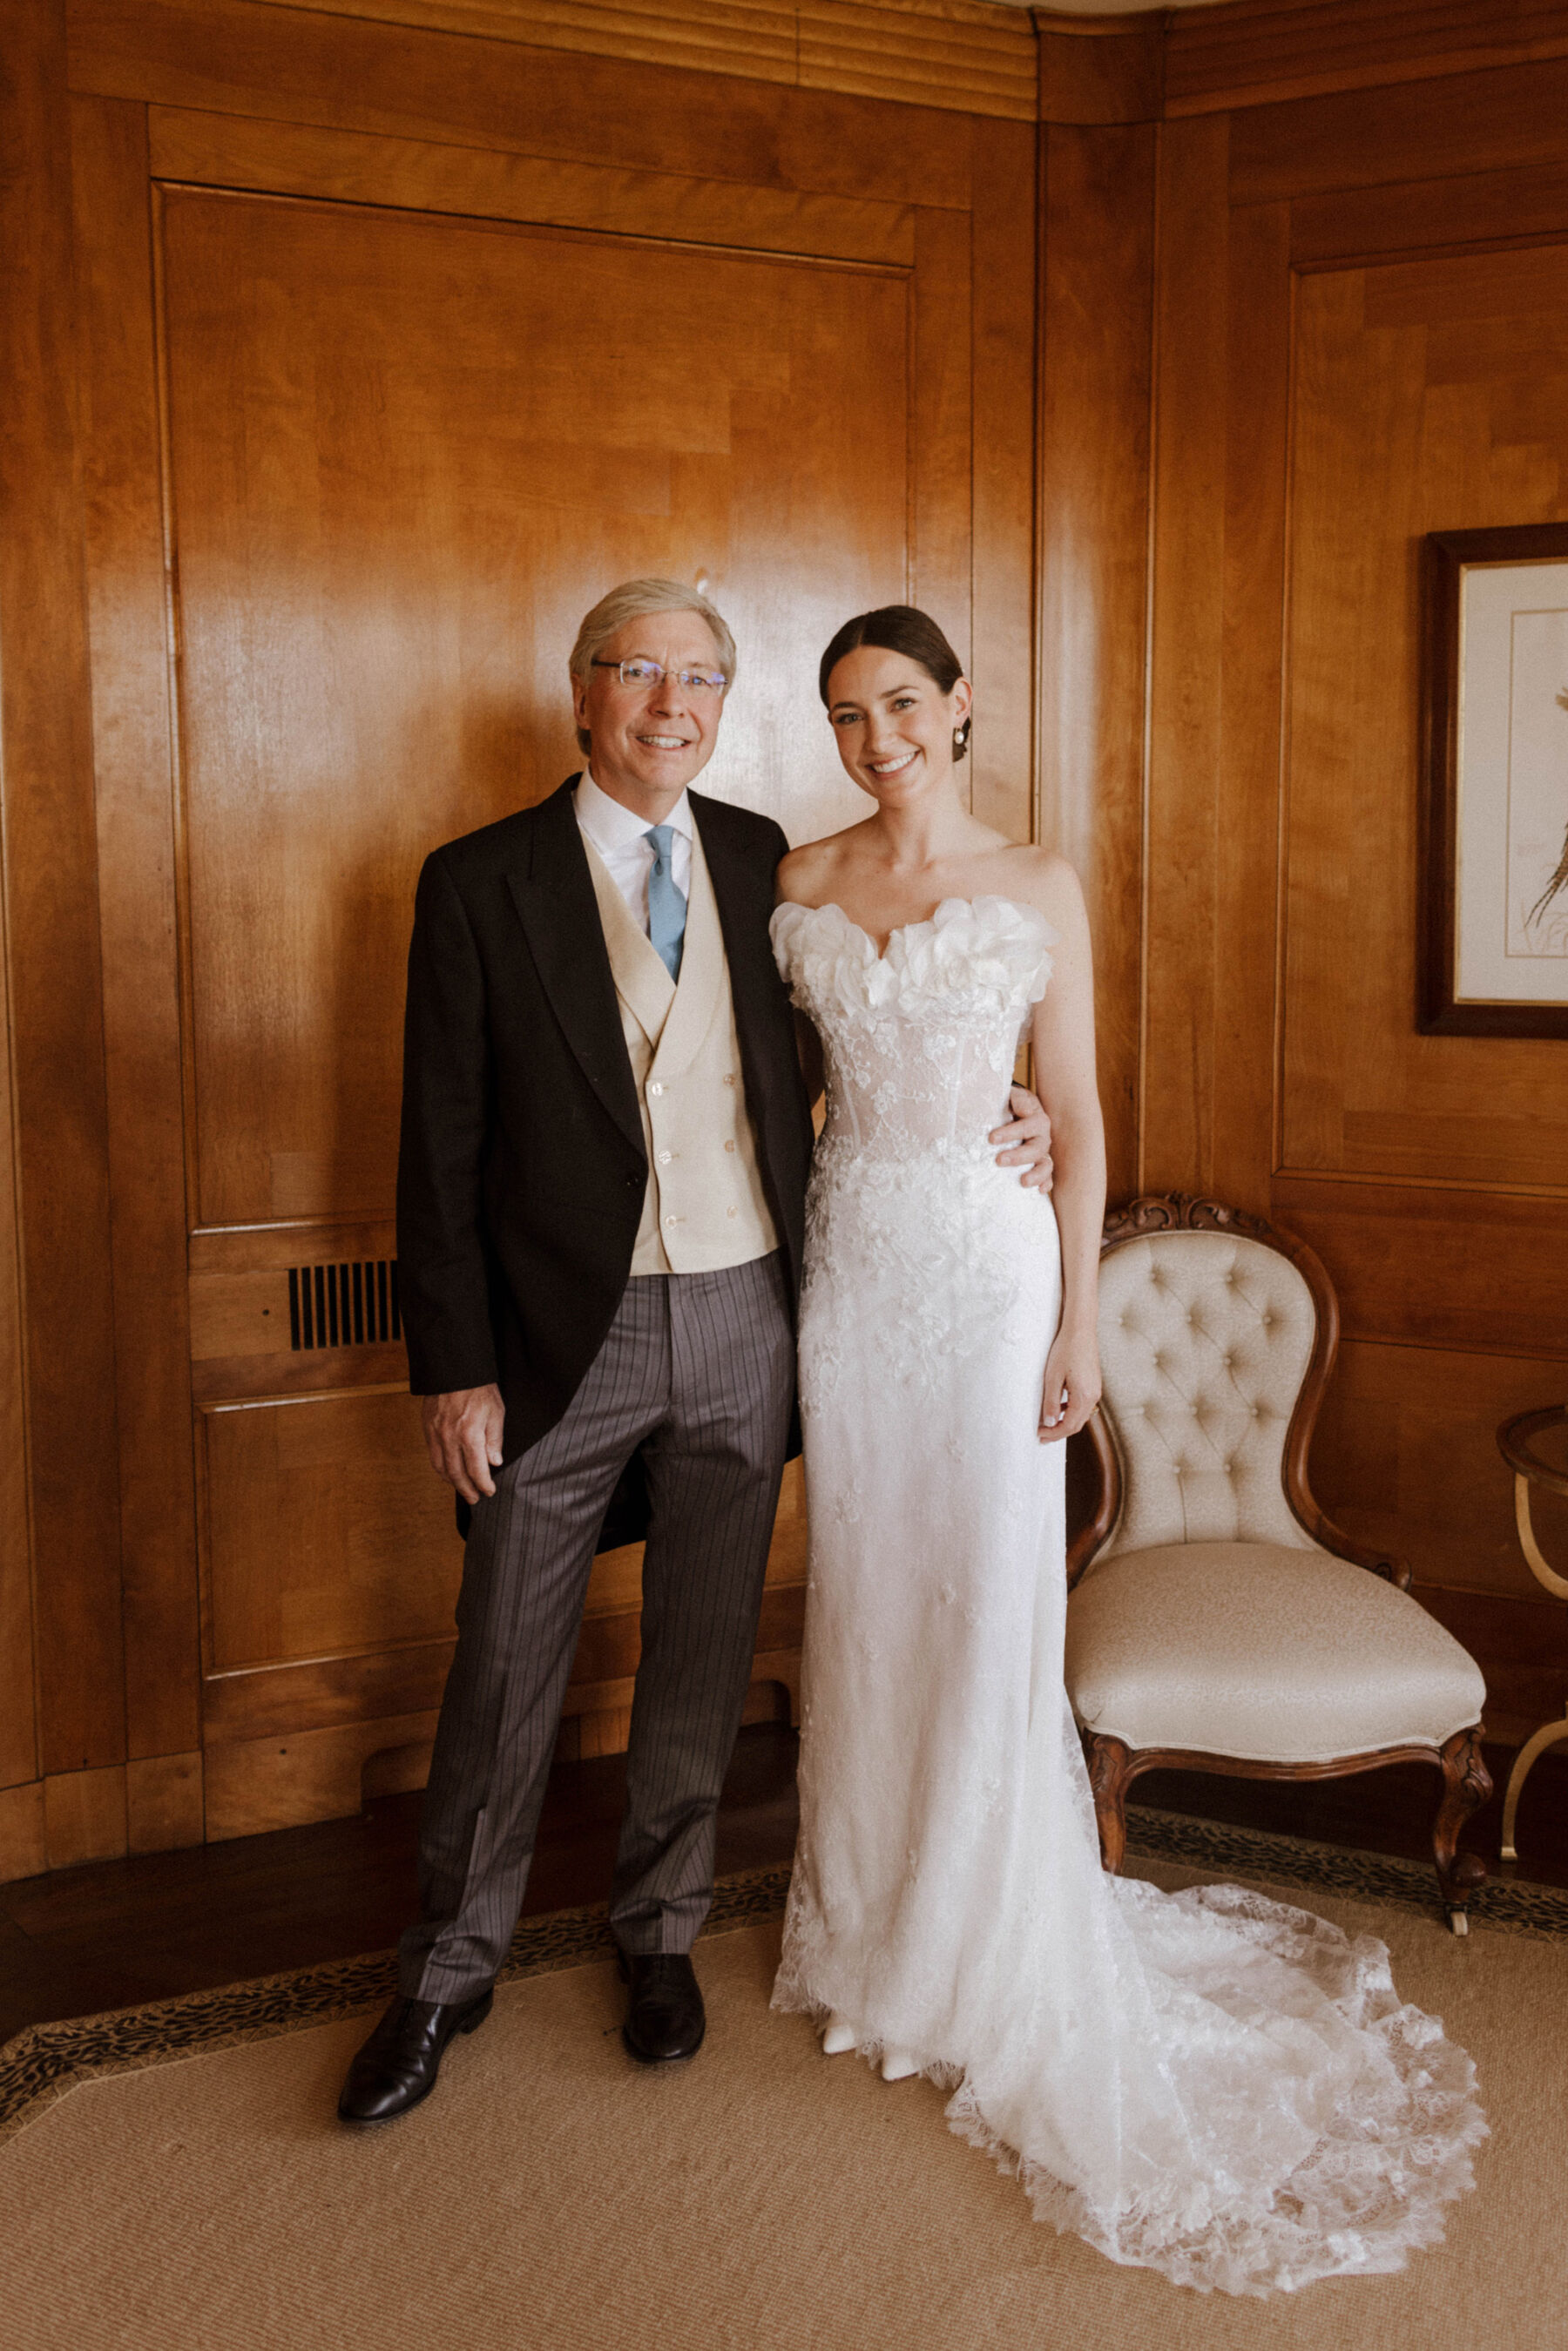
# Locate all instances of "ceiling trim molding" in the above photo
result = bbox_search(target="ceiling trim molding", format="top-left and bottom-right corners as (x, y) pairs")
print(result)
(240, 0), (1568, 124)
(1159, 0), (1568, 120)
(245, 0), (1039, 121)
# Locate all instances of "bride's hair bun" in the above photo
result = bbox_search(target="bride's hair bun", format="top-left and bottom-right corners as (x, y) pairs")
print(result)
(819, 605), (971, 762)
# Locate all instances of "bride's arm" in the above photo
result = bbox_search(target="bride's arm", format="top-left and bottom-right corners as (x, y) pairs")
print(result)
(1026, 861), (1105, 1444)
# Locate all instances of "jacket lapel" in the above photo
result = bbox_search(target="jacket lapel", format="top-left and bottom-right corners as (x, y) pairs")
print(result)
(693, 792), (775, 1060)
(505, 779), (645, 1159)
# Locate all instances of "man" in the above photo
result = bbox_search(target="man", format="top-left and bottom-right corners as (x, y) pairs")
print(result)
(339, 579), (1052, 2124)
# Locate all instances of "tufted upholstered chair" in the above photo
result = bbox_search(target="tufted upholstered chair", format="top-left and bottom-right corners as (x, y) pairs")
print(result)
(1064, 1196), (1491, 1932)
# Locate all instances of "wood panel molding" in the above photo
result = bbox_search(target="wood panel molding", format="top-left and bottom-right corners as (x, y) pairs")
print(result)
(1229, 55), (1568, 206)
(252, 0), (1040, 119)
(1036, 118), (1155, 1202)
(1142, 111), (1227, 1195)
(43, 1764), (129, 1869)
(76, 0), (1568, 144)
(1032, 10), (1162, 126)
(967, 119), (1037, 841)
(76, 0), (1037, 125)
(1272, 1177), (1568, 1360)
(1167, 0), (1568, 119)
(71, 93), (204, 1766)
(0, 1783), (47, 1888)
(125, 1750), (206, 1853)
(147, 106), (919, 262)
(69, 0), (983, 212)
(2, 0), (127, 1780)
(204, 1708), (439, 1838)
(1291, 158), (1568, 271)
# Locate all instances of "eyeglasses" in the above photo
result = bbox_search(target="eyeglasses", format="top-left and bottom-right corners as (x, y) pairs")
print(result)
(591, 659), (727, 697)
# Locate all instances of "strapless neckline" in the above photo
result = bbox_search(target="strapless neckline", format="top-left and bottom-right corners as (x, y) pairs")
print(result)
(774, 893), (1044, 963)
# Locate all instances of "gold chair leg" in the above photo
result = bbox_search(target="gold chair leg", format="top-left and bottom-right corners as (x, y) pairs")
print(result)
(1500, 1707), (1568, 1861)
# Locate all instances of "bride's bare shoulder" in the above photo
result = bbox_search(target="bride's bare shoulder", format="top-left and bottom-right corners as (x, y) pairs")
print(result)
(776, 828), (868, 909)
(994, 845), (1088, 935)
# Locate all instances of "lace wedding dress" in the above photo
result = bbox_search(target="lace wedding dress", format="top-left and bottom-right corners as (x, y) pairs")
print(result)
(768, 894), (1484, 2298)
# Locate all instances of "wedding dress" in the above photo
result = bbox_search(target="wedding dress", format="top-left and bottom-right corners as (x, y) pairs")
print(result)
(767, 894), (1484, 2298)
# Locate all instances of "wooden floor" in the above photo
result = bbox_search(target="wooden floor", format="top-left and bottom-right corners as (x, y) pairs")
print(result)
(3, 1728), (1564, 2045)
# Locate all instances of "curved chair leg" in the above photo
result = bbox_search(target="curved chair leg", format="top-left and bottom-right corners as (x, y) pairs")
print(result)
(1085, 1736), (1132, 1875)
(1432, 1726), (1490, 1935)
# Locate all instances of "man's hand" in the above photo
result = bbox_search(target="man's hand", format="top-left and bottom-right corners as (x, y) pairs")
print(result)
(990, 1085), (1053, 1191)
(422, 1384), (505, 1504)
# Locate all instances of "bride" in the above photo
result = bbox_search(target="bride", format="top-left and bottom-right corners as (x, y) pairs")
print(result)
(767, 605), (1484, 2297)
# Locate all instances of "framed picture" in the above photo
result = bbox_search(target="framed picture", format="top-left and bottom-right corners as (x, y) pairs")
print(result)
(1420, 522), (1568, 1037)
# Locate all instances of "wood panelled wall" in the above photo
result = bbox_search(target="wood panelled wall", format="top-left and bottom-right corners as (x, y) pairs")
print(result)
(1035, 6), (1568, 1745)
(0, 0), (1037, 1881)
(4, 0), (1568, 1883)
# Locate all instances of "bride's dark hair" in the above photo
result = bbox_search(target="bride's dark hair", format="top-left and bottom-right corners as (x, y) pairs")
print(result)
(818, 605), (971, 762)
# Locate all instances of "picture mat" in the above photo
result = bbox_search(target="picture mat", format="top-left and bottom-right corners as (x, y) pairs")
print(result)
(1456, 560), (1568, 1003)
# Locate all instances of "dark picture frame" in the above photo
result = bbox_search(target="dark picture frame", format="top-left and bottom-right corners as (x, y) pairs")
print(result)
(1420, 522), (1568, 1037)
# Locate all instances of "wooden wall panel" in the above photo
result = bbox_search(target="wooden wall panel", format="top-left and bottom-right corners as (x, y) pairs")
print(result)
(71, 93), (202, 1766)
(1168, 0), (1568, 118)
(145, 106), (919, 264)
(1274, 1176), (1568, 1359)
(159, 186), (912, 1231)
(1315, 1338), (1568, 1614)
(200, 1389), (462, 1670)
(0, 0), (126, 1784)
(1141, 112), (1227, 1194)
(911, 202), (974, 688)
(1228, 56), (1568, 207)
(966, 117), (1036, 845)
(1037, 120), (1155, 1202)
(1207, 198), (1291, 1215)
(1128, 10), (1568, 1686)
(1283, 247), (1568, 1196)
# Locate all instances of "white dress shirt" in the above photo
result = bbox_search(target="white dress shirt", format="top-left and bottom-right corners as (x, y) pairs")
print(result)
(575, 770), (693, 936)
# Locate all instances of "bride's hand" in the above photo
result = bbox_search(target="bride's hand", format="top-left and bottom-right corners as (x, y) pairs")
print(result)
(1038, 1328), (1101, 1443)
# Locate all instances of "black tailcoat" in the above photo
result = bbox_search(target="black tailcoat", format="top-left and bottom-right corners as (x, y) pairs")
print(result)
(395, 776), (814, 1541)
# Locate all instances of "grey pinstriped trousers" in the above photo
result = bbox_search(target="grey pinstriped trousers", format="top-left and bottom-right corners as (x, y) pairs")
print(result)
(398, 1252), (794, 2002)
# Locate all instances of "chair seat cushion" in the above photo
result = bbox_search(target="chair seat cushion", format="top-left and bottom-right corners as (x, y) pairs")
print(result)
(1064, 1542), (1486, 1765)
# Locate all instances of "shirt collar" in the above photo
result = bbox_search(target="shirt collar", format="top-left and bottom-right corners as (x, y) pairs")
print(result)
(577, 769), (694, 855)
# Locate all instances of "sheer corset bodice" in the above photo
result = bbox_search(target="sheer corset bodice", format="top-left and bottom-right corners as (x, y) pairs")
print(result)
(768, 895), (1052, 1169)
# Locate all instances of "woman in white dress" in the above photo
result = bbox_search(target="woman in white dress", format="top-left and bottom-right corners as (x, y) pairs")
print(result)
(767, 605), (1484, 2298)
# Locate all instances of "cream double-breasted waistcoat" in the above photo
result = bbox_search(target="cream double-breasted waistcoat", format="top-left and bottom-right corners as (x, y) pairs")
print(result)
(582, 827), (781, 1276)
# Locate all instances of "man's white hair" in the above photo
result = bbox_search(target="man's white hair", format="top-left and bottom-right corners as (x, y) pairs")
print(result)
(569, 578), (737, 754)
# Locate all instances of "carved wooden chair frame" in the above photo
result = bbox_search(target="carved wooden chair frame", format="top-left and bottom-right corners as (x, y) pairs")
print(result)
(1070, 1194), (1490, 1927)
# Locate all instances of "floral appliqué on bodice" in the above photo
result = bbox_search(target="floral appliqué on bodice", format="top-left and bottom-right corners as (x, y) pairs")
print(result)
(770, 895), (1054, 1409)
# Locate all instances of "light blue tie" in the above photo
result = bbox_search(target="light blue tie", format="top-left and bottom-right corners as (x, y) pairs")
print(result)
(645, 825), (687, 983)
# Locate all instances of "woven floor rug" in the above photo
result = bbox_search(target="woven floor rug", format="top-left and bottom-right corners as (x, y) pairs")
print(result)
(3, 1814), (1565, 2350)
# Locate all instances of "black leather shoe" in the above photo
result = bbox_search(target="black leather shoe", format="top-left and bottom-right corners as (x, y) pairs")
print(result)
(337, 1987), (493, 2125)
(618, 1950), (706, 2064)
